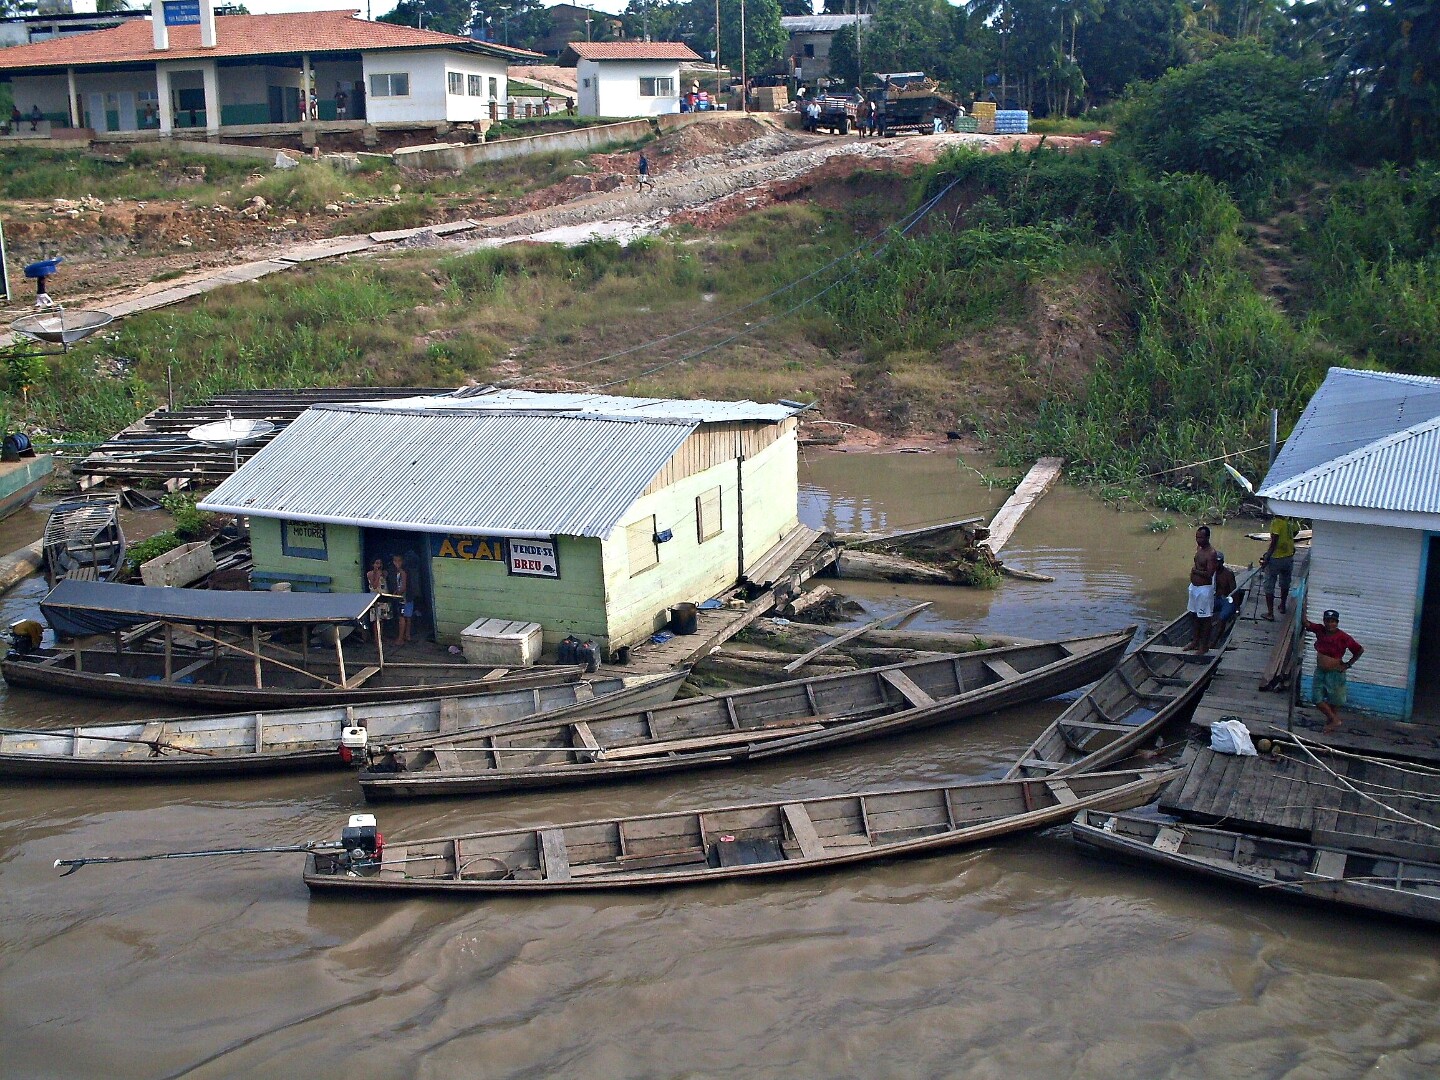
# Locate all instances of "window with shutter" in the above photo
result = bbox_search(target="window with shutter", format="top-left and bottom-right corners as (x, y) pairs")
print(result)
(626, 516), (659, 576)
(696, 486), (723, 543)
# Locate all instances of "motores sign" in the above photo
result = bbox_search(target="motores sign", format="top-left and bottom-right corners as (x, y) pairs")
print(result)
(508, 538), (559, 578)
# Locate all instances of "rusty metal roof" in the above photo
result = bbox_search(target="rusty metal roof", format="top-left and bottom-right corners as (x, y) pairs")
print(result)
(199, 405), (696, 539)
(1258, 368), (1440, 517)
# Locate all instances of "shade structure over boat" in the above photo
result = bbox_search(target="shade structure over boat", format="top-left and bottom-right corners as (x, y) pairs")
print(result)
(40, 578), (378, 638)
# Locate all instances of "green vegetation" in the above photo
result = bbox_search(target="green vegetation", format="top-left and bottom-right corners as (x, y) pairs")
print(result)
(123, 494), (216, 571)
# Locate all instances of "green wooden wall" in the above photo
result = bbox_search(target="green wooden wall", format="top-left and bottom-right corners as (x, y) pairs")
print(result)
(250, 517), (363, 590)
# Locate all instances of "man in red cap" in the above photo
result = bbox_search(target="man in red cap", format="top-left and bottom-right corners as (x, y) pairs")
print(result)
(1303, 609), (1364, 733)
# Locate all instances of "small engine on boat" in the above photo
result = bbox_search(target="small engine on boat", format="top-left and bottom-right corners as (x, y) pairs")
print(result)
(338, 725), (369, 765)
(8, 619), (43, 656)
(339, 813), (383, 869)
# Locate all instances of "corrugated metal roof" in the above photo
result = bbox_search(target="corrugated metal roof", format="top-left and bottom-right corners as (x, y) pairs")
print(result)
(1261, 368), (1440, 492)
(375, 386), (800, 424)
(781, 15), (872, 32)
(1257, 368), (1440, 514)
(1258, 414), (1440, 514)
(199, 407), (696, 538)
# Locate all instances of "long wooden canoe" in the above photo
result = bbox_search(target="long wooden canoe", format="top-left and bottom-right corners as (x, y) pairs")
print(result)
(305, 768), (1176, 894)
(358, 628), (1136, 799)
(0, 671), (687, 780)
(0, 650), (584, 709)
(1004, 581), (1252, 780)
(1072, 809), (1440, 927)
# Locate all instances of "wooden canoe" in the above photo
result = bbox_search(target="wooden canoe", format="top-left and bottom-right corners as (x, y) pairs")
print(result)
(1004, 581), (1252, 780)
(0, 650), (584, 709)
(358, 628), (1136, 799)
(42, 494), (125, 586)
(305, 768), (1177, 894)
(1072, 809), (1440, 927)
(0, 671), (687, 780)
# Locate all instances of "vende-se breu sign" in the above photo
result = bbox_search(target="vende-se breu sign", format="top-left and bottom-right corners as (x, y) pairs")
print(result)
(430, 535), (560, 579)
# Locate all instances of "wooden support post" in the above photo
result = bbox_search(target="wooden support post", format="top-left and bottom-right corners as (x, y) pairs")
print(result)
(251, 625), (263, 689)
(374, 610), (384, 671)
(335, 629), (348, 688)
(164, 623), (173, 682)
(113, 630), (123, 656)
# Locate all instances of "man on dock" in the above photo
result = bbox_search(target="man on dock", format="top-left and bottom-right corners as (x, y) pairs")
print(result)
(1304, 609), (1363, 734)
(1260, 514), (1299, 621)
(1188, 525), (1221, 653)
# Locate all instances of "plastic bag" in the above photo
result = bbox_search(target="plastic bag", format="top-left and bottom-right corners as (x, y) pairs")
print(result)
(1210, 718), (1257, 756)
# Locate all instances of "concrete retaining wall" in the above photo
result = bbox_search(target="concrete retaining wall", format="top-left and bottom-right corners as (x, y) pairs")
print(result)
(394, 119), (652, 171)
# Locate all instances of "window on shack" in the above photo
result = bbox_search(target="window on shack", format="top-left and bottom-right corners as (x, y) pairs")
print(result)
(639, 77), (675, 98)
(626, 516), (659, 576)
(469, 74), (484, 97)
(447, 71), (464, 95)
(370, 72), (410, 98)
(697, 487), (723, 543)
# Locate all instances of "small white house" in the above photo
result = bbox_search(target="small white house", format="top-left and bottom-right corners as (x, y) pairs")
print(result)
(565, 41), (700, 118)
(0, 4), (541, 135)
(1257, 367), (1440, 720)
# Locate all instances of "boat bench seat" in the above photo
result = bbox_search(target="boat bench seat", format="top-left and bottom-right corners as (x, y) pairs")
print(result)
(65, 565), (99, 582)
(251, 571), (332, 593)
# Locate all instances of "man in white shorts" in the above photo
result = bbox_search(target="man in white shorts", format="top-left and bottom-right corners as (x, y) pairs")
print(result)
(1188, 525), (1221, 653)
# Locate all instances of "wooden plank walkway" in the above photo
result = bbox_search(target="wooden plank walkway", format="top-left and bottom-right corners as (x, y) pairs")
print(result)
(979, 457), (1063, 555)
(619, 527), (838, 673)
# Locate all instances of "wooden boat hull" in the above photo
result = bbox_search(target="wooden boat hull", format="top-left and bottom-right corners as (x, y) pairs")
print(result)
(1005, 578), (1253, 780)
(305, 769), (1176, 894)
(0, 671), (687, 780)
(358, 628), (1136, 800)
(41, 494), (125, 585)
(1072, 810), (1440, 926)
(0, 454), (54, 521)
(0, 652), (582, 709)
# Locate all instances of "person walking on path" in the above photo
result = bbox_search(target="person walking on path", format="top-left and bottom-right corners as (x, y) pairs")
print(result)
(1304, 609), (1364, 733)
(1188, 525), (1221, 653)
(388, 553), (412, 647)
(636, 151), (654, 193)
(1260, 514), (1299, 620)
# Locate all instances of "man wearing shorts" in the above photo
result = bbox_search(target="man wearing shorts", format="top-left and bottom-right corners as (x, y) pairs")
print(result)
(1304, 609), (1363, 733)
(1261, 514), (1298, 620)
(1188, 525), (1221, 653)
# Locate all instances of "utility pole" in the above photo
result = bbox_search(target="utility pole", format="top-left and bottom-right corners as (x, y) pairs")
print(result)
(714, 0), (722, 104)
(740, 0), (747, 113)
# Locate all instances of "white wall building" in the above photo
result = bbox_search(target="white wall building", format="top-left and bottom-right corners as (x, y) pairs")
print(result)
(0, 5), (539, 135)
(1257, 367), (1440, 720)
(565, 41), (699, 118)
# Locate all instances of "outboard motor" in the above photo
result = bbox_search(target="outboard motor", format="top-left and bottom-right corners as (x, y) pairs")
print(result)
(338, 724), (369, 765)
(9, 619), (43, 656)
(339, 813), (383, 871)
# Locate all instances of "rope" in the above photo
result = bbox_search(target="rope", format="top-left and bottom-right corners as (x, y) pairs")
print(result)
(0, 723), (219, 758)
(1136, 444), (1269, 480)
(1284, 733), (1440, 835)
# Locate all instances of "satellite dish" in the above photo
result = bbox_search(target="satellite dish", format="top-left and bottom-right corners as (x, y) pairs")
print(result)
(12, 308), (113, 349)
(187, 412), (275, 473)
(187, 414), (275, 447)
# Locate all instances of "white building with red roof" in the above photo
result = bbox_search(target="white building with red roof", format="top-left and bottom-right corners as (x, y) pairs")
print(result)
(563, 41), (701, 118)
(0, 3), (542, 137)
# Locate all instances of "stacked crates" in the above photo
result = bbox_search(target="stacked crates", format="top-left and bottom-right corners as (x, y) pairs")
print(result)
(952, 115), (978, 133)
(972, 100), (996, 135)
(995, 110), (1029, 134)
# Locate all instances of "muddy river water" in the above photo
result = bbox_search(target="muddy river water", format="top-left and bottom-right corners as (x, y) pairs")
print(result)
(1, 453), (1436, 1079)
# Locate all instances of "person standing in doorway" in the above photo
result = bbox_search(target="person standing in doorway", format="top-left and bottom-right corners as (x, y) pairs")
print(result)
(1188, 525), (1221, 653)
(1260, 514), (1299, 621)
(636, 151), (654, 192)
(364, 557), (387, 642)
(334, 84), (348, 120)
(388, 553), (411, 646)
(308, 87), (319, 121)
(1304, 609), (1364, 733)
(29, 104), (42, 131)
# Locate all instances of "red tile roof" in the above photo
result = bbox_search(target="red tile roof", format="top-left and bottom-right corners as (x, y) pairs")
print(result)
(566, 42), (702, 62)
(0, 10), (543, 71)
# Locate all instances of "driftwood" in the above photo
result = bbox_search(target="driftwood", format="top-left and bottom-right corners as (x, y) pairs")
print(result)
(782, 602), (932, 673)
(836, 550), (959, 584)
(694, 654), (859, 686)
(712, 647), (857, 667)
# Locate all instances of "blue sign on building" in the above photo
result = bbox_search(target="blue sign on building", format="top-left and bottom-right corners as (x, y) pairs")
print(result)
(164, 1), (202, 26)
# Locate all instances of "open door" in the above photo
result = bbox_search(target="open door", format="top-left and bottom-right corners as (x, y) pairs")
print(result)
(1414, 535), (1440, 718)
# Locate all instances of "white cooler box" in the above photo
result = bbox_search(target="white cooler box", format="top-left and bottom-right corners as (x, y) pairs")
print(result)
(460, 617), (543, 667)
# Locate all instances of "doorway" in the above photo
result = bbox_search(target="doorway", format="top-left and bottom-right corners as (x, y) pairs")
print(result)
(1415, 535), (1440, 717)
(362, 528), (435, 644)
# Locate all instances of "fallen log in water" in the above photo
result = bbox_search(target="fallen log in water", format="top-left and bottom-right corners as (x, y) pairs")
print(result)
(836, 550), (960, 585)
(751, 621), (1038, 653)
(695, 653), (859, 686)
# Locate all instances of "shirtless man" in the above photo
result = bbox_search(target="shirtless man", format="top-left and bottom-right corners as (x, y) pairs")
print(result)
(1188, 525), (1221, 653)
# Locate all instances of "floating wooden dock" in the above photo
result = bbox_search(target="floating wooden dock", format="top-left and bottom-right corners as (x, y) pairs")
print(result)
(76, 387), (452, 489)
(980, 457), (1063, 555)
(622, 526), (839, 672)
(1188, 549), (1440, 763)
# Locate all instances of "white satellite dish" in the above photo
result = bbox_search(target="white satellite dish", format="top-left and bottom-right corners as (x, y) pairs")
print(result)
(187, 412), (275, 472)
